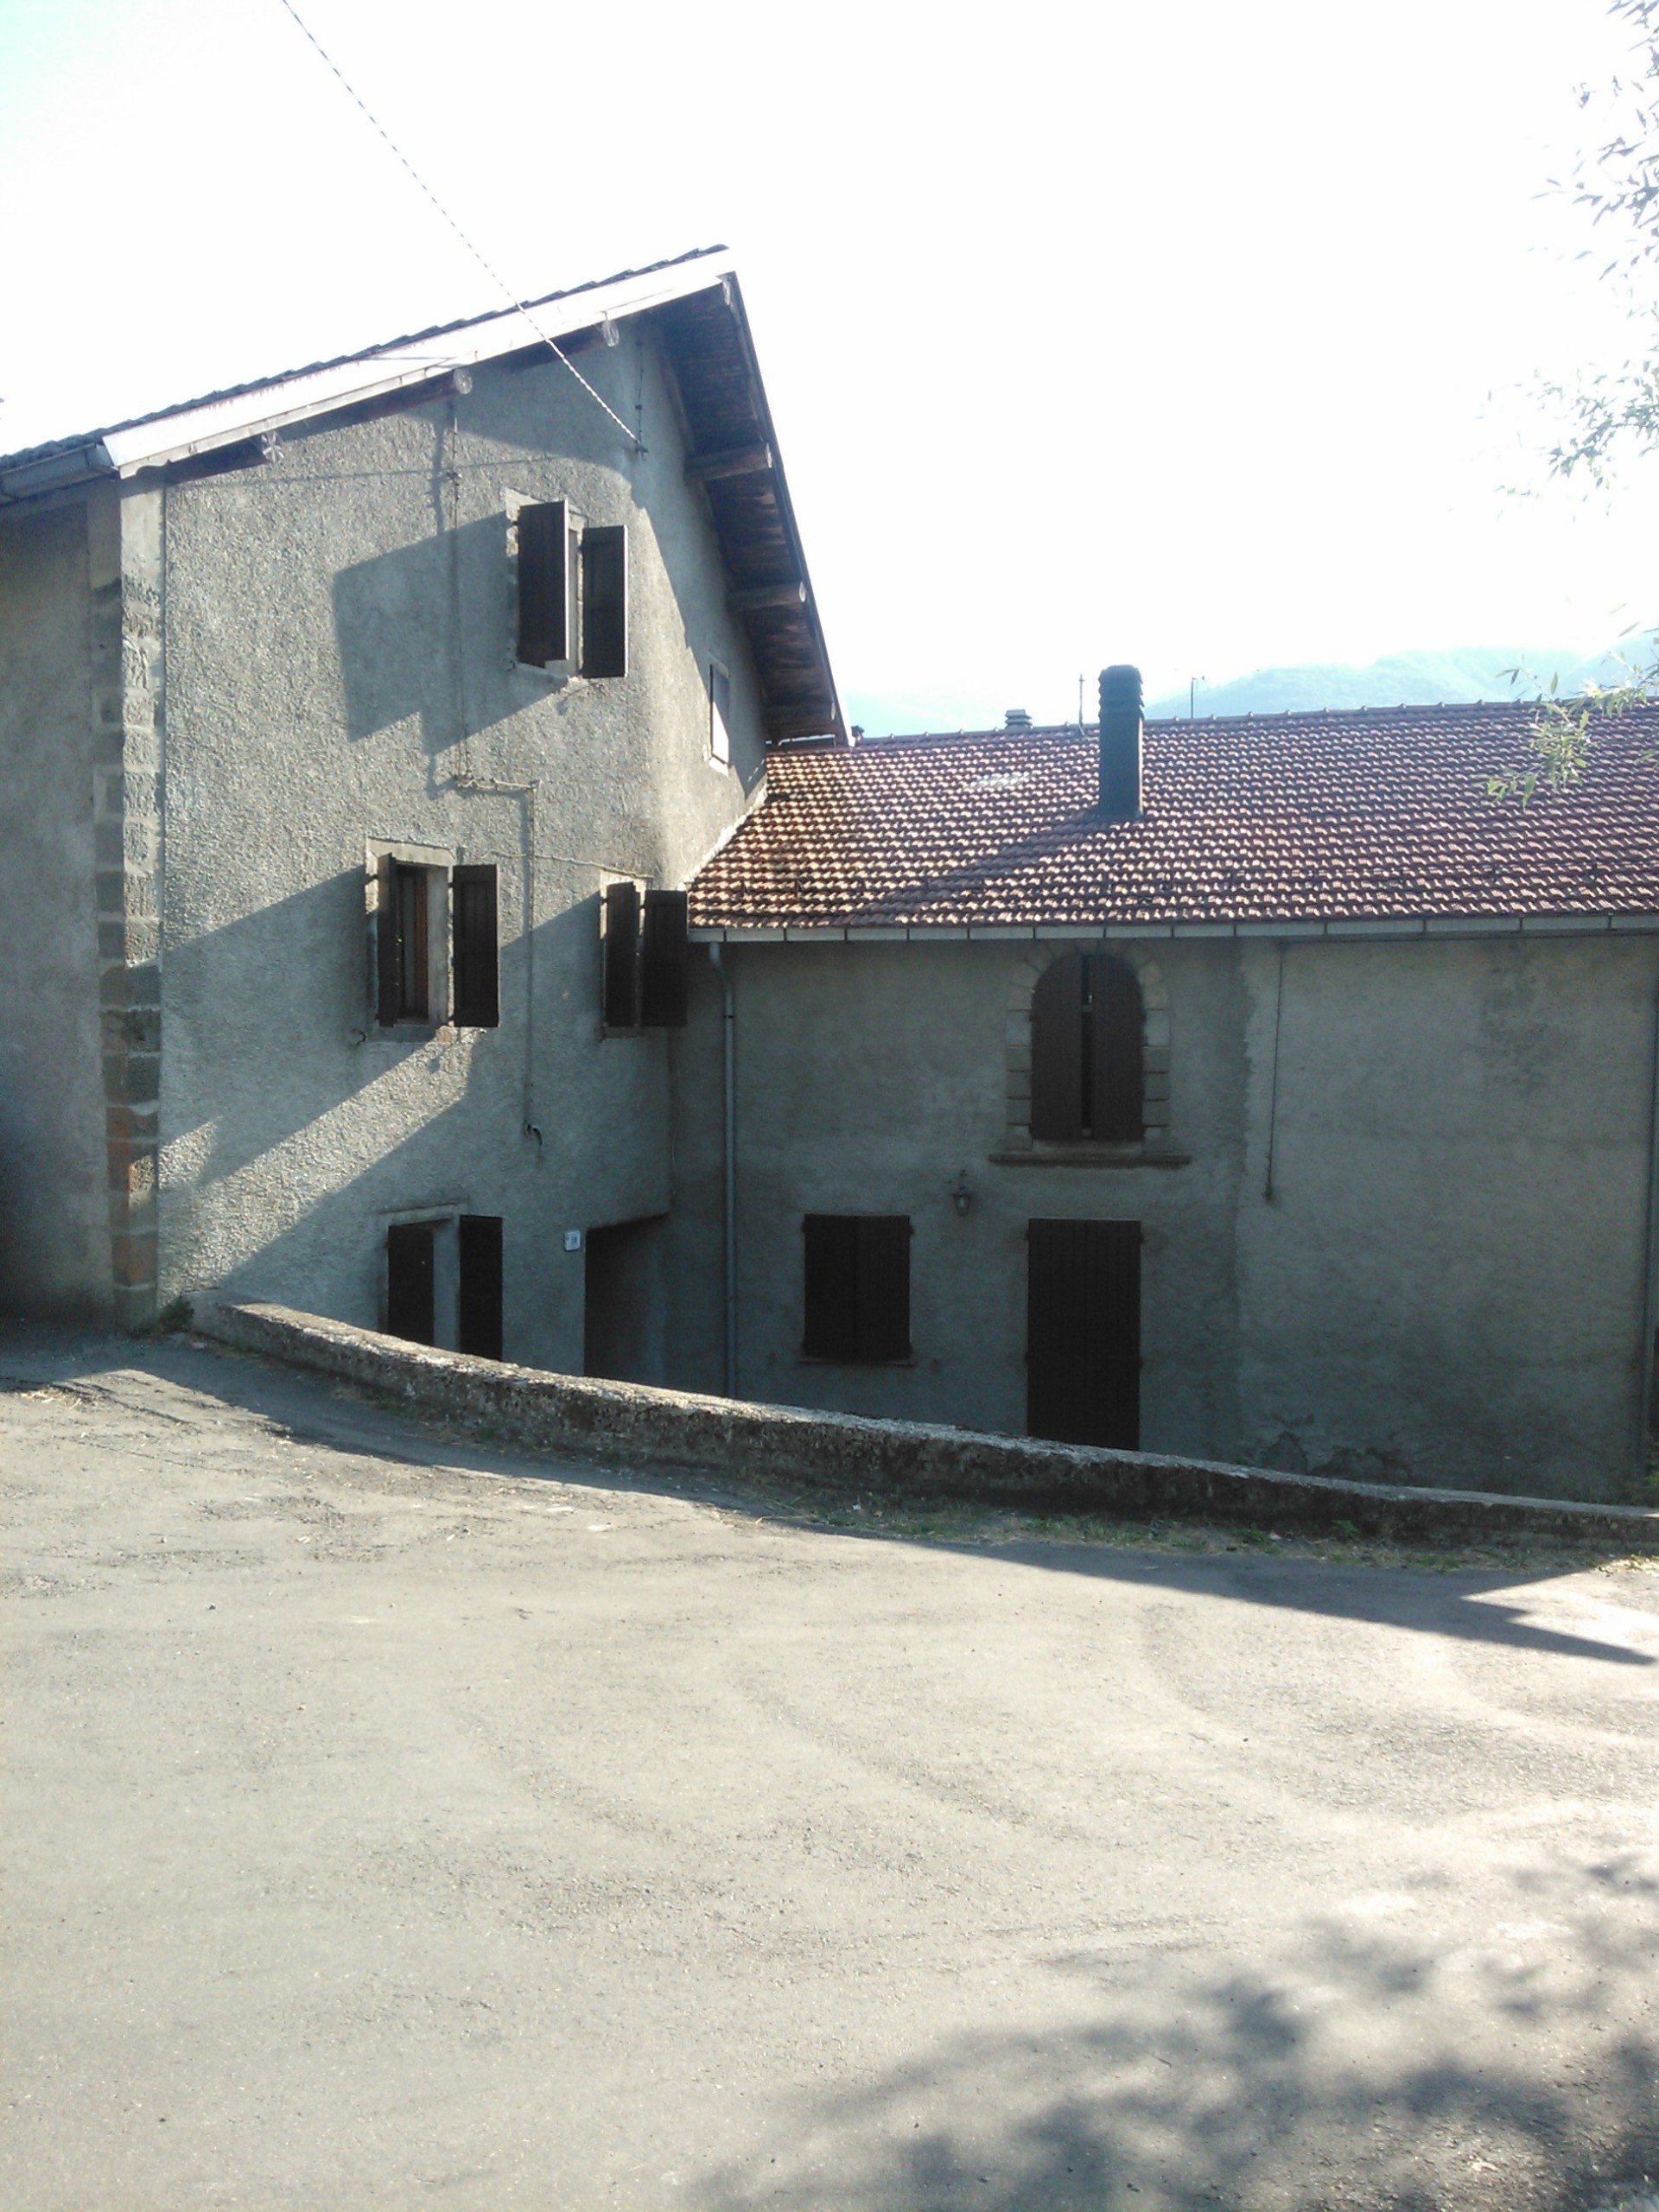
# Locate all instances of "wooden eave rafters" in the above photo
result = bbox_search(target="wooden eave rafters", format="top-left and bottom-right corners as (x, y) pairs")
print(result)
(651, 282), (844, 745)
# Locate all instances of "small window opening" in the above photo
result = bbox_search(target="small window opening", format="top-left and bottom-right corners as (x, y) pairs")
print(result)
(802, 1214), (912, 1363)
(1030, 952), (1144, 1142)
(385, 1213), (503, 1356)
(378, 861), (434, 1027)
(709, 660), (732, 766)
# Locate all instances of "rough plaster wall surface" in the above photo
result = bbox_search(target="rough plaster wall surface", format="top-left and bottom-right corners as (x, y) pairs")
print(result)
(0, 497), (107, 1312)
(661, 957), (730, 1393)
(1235, 935), (1659, 1500)
(684, 941), (1249, 1448)
(672, 933), (1653, 1501)
(153, 331), (764, 1366)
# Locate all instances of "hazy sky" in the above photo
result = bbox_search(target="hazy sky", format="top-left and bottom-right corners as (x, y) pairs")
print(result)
(3, 0), (1653, 729)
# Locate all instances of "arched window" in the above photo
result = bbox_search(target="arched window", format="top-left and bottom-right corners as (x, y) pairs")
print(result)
(1030, 952), (1144, 1142)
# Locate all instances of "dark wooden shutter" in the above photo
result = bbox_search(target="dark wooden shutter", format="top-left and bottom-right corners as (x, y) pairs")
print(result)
(451, 865), (499, 1027)
(855, 1216), (911, 1361)
(1027, 1218), (1140, 1447)
(457, 1215), (504, 1360)
(385, 1222), (436, 1344)
(580, 525), (627, 678)
(804, 1214), (910, 1362)
(1030, 954), (1084, 1141)
(639, 889), (689, 1028)
(803, 1215), (860, 1359)
(517, 500), (568, 666)
(375, 853), (401, 1027)
(602, 880), (641, 1028)
(1091, 957), (1144, 1141)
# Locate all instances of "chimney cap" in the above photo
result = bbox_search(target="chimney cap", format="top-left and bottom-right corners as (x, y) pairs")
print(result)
(1003, 707), (1033, 731)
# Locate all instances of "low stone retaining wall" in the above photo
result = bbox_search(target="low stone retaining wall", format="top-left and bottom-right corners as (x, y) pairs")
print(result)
(197, 1300), (1659, 1551)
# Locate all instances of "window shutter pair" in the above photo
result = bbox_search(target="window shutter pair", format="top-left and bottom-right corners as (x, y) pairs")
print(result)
(1029, 953), (1144, 1142)
(517, 501), (626, 677)
(375, 859), (499, 1028)
(385, 1214), (503, 1359)
(602, 884), (688, 1028)
(802, 1215), (911, 1363)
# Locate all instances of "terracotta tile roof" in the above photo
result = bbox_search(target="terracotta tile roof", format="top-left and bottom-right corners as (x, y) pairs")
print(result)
(689, 701), (1659, 930)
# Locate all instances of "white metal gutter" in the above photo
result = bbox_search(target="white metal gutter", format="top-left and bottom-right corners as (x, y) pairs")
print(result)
(689, 912), (1659, 944)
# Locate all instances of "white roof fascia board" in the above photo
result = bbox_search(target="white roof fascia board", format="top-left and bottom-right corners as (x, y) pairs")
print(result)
(1424, 916), (1518, 935)
(100, 252), (736, 479)
(1324, 918), (1428, 938)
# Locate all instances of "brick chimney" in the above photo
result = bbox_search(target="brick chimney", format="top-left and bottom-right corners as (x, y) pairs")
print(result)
(1098, 664), (1142, 821)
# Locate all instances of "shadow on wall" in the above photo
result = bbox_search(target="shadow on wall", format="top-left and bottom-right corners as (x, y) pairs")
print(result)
(161, 869), (530, 1309)
(0, 1075), (103, 1319)
(331, 516), (519, 751)
(693, 1852), (1659, 2212)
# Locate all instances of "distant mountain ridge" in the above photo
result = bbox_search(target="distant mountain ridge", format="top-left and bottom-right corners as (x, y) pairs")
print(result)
(1147, 645), (1633, 721)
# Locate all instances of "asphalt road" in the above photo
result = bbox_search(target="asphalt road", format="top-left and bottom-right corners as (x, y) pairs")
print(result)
(3, 1331), (1656, 2212)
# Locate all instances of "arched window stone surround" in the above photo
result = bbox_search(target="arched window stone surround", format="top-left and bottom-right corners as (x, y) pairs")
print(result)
(1002, 941), (1172, 1154)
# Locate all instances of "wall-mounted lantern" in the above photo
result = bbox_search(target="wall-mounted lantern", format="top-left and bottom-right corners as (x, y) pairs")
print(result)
(949, 1170), (974, 1218)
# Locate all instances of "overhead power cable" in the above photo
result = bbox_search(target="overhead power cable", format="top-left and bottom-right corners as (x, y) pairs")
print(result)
(272, 0), (642, 448)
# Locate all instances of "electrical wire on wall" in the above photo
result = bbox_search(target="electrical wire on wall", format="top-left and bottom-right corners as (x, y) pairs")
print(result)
(271, 0), (643, 451)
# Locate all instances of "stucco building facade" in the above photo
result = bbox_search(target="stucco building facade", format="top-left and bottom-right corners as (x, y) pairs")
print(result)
(4, 258), (1657, 1501)
(0, 251), (838, 1371)
(681, 700), (1659, 1503)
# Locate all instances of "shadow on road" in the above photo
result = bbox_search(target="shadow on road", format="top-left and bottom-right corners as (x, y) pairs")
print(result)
(914, 1534), (1656, 1668)
(694, 1854), (1659, 2212)
(3, 1327), (1654, 1687)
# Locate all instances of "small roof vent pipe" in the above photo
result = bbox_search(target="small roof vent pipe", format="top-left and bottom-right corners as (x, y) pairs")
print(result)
(1098, 664), (1143, 821)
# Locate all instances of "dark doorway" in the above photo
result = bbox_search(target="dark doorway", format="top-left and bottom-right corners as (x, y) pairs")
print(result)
(458, 1215), (504, 1360)
(1027, 1218), (1141, 1446)
(385, 1222), (435, 1345)
(584, 1217), (666, 1383)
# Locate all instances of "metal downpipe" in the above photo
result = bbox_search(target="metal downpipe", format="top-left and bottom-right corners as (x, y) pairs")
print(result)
(709, 945), (738, 1397)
